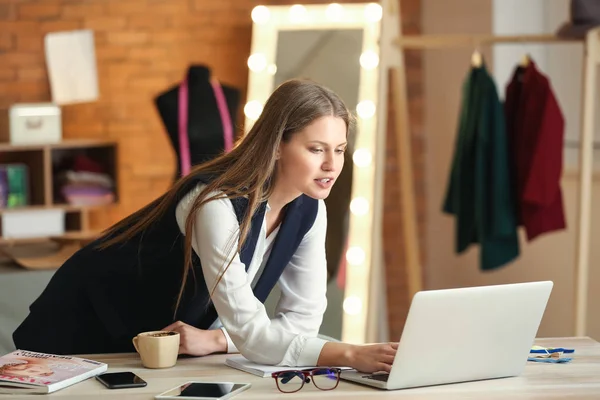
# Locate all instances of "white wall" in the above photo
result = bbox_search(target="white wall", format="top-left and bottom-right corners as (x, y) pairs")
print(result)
(492, 0), (587, 167)
(423, 0), (599, 339)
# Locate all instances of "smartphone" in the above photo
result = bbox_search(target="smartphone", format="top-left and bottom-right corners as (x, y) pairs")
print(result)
(96, 371), (148, 389)
(155, 381), (251, 400)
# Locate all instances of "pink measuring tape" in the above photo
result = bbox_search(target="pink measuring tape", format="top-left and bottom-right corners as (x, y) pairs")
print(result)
(178, 78), (234, 176)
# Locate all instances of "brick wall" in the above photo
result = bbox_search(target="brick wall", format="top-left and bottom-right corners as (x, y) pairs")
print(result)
(1, 0), (261, 227)
(0, 0), (375, 227)
(0, 0), (423, 340)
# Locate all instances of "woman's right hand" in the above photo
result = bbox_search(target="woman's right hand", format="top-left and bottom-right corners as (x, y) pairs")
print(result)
(346, 342), (398, 373)
(318, 341), (398, 373)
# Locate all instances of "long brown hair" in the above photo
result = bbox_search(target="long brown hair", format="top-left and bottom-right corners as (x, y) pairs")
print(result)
(98, 79), (352, 315)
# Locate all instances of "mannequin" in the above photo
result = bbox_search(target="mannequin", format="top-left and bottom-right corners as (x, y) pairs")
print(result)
(155, 65), (240, 181)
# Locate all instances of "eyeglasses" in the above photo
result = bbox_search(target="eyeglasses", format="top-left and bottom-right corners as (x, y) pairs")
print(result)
(271, 368), (342, 393)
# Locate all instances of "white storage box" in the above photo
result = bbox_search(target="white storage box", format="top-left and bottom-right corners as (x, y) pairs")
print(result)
(1, 209), (65, 239)
(9, 103), (62, 144)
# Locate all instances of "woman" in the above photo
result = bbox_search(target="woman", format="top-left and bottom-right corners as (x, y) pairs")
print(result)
(0, 358), (54, 378)
(0, 353), (82, 379)
(14, 80), (397, 373)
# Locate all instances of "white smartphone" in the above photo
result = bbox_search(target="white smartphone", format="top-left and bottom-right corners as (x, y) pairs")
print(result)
(155, 381), (252, 400)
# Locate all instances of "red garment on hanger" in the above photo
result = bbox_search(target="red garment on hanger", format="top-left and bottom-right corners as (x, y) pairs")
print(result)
(504, 61), (566, 241)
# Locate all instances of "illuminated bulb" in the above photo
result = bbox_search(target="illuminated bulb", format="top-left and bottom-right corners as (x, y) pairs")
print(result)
(289, 4), (307, 22)
(247, 53), (267, 72)
(346, 246), (365, 266)
(364, 3), (383, 22)
(267, 64), (278, 75)
(353, 148), (372, 167)
(326, 3), (343, 21)
(251, 5), (270, 24)
(244, 101), (263, 120)
(343, 296), (363, 315)
(359, 51), (379, 70)
(356, 100), (376, 119)
(350, 197), (369, 216)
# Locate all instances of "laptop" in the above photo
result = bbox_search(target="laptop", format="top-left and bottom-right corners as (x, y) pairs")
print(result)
(340, 281), (553, 390)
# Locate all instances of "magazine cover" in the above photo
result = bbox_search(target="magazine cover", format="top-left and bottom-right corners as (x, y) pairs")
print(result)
(0, 349), (107, 394)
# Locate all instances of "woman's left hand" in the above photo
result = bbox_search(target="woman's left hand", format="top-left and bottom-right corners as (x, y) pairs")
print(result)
(162, 321), (227, 356)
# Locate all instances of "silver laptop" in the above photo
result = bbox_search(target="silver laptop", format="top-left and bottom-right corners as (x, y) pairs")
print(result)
(340, 281), (553, 390)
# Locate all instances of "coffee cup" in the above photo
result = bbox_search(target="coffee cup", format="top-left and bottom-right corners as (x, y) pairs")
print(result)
(132, 331), (180, 369)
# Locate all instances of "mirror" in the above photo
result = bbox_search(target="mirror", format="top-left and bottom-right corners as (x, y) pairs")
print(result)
(245, 3), (382, 342)
(274, 28), (362, 340)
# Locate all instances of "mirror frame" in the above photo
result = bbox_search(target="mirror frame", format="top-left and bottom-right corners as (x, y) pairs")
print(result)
(245, 3), (383, 344)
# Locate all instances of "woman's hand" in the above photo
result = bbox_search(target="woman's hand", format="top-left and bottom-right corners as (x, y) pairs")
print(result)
(162, 321), (228, 356)
(346, 343), (398, 373)
(317, 342), (398, 373)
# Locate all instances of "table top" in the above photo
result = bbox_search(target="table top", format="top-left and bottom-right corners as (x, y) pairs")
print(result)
(13, 337), (600, 399)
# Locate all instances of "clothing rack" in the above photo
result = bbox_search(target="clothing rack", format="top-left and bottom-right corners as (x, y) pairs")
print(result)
(392, 29), (600, 336)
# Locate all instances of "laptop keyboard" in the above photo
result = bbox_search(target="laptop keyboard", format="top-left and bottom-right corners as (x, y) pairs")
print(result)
(363, 374), (389, 382)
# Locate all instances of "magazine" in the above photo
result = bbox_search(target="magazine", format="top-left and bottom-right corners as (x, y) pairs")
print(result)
(0, 349), (108, 394)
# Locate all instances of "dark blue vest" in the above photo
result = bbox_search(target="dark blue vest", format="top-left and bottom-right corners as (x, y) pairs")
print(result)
(13, 176), (318, 355)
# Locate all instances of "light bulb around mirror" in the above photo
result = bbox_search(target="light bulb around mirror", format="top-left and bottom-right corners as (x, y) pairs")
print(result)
(244, 101), (263, 120)
(364, 3), (383, 22)
(360, 51), (379, 70)
(326, 3), (343, 21)
(346, 246), (365, 266)
(343, 296), (363, 315)
(251, 5), (270, 24)
(289, 4), (307, 22)
(247, 53), (267, 72)
(353, 148), (372, 167)
(356, 100), (376, 119)
(350, 197), (369, 216)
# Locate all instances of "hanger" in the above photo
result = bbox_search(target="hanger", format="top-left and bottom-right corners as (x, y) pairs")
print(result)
(471, 49), (483, 68)
(520, 53), (531, 67)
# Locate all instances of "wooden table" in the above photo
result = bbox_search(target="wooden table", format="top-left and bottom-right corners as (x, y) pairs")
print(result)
(22, 337), (600, 399)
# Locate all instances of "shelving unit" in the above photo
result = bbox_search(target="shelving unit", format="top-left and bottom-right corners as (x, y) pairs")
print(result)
(0, 139), (118, 244)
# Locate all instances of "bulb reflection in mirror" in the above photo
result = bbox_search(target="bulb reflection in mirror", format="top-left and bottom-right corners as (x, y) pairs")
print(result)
(353, 148), (372, 168)
(244, 101), (263, 120)
(346, 246), (365, 266)
(326, 3), (343, 21)
(267, 64), (278, 75)
(360, 51), (379, 70)
(364, 3), (383, 22)
(251, 5), (270, 24)
(350, 197), (369, 216)
(247, 53), (267, 72)
(343, 296), (363, 315)
(356, 100), (376, 119)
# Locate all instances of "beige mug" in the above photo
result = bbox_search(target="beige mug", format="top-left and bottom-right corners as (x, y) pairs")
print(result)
(132, 331), (180, 369)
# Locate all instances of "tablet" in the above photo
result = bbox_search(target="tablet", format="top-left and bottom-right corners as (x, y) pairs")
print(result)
(155, 381), (252, 400)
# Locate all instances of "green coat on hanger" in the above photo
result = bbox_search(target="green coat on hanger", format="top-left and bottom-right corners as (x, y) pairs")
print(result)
(443, 64), (519, 270)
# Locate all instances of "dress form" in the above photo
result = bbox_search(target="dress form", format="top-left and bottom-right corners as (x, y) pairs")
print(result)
(154, 65), (240, 181)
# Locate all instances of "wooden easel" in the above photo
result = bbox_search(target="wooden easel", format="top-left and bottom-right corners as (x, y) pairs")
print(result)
(391, 24), (600, 336)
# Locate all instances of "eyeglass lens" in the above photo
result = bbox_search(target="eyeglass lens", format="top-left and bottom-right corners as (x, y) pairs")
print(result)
(276, 371), (306, 393)
(311, 368), (339, 390)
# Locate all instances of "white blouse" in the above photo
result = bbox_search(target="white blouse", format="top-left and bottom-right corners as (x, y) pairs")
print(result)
(175, 183), (329, 366)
